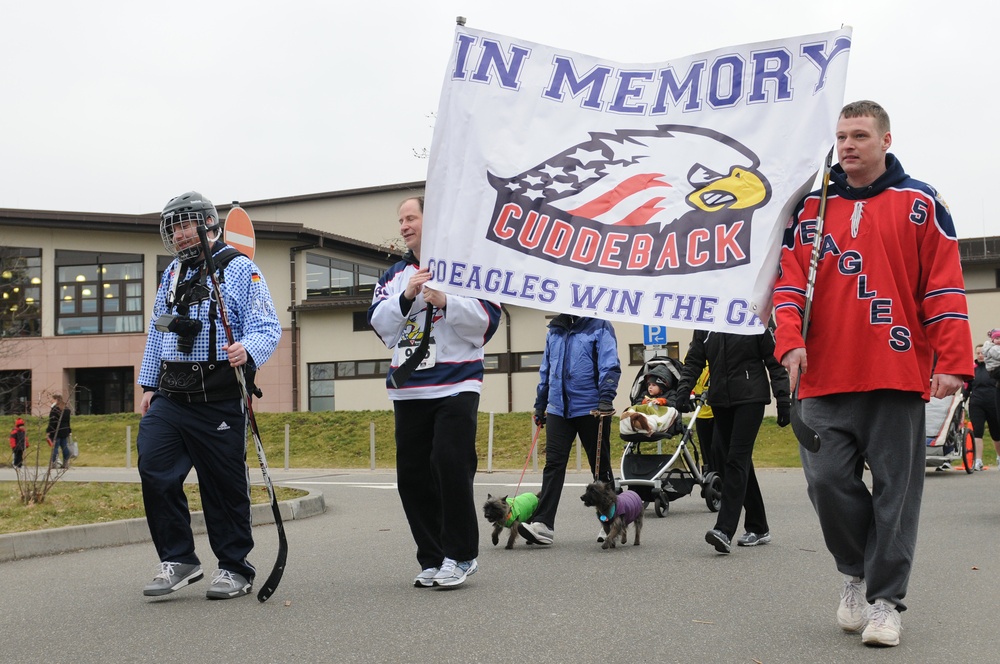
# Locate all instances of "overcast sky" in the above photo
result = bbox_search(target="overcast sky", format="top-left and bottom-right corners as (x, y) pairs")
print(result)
(0, 0), (994, 238)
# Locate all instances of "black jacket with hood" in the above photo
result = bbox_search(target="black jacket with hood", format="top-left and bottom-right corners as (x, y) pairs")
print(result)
(676, 329), (790, 410)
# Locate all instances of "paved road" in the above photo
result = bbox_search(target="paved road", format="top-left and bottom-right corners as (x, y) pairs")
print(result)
(1, 465), (997, 663)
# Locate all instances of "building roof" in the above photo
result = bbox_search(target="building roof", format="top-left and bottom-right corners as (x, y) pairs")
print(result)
(0, 207), (402, 262)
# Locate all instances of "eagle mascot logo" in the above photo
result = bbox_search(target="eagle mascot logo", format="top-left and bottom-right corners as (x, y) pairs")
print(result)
(486, 125), (771, 276)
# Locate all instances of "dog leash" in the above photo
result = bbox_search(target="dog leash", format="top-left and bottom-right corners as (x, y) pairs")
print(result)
(513, 422), (543, 497)
(591, 408), (608, 483)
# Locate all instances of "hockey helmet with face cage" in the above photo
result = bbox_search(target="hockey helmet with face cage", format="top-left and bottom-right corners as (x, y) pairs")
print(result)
(160, 191), (220, 260)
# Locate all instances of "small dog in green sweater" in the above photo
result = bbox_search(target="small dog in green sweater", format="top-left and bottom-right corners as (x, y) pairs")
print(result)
(483, 492), (541, 549)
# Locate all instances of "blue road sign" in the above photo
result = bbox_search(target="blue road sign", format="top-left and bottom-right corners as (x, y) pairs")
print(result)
(643, 325), (667, 346)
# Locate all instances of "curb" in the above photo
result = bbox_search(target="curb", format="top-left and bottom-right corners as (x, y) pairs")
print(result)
(0, 489), (326, 563)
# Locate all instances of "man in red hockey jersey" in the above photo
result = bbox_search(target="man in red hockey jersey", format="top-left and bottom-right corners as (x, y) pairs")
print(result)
(773, 100), (973, 648)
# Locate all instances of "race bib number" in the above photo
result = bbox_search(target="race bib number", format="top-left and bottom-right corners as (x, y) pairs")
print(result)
(398, 338), (436, 370)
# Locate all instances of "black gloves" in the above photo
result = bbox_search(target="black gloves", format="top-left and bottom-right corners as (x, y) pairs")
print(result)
(597, 401), (615, 416)
(777, 404), (791, 428)
(674, 395), (694, 414)
(533, 409), (547, 427)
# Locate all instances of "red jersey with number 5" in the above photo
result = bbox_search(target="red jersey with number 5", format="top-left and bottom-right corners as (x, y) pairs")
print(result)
(772, 155), (973, 399)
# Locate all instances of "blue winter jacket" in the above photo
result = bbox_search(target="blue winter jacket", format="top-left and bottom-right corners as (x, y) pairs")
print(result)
(534, 315), (621, 419)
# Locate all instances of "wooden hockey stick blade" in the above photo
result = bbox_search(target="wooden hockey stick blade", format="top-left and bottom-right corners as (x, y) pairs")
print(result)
(791, 392), (820, 452)
(256, 498), (288, 602)
(250, 421), (288, 603)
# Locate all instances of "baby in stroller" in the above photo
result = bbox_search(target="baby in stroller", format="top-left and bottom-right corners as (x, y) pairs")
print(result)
(619, 364), (681, 437)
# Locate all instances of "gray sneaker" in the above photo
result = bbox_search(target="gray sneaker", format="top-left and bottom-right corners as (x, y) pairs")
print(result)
(206, 570), (252, 600)
(737, 531), (772, 547)
(517, 521), (554, 545)
(433, 558), (478, 589)
(705, 529), (731, 554)
(143, 562), (204, 596)
(413, 567), (440, 588)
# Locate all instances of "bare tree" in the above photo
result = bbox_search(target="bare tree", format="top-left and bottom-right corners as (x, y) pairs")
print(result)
(411, 111), (436, 160)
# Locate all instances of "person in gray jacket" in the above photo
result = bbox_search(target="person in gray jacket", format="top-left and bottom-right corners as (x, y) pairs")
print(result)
(518, 314), (620, 546)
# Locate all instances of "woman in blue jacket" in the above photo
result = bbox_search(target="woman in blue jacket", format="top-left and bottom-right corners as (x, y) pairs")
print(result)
(518, 314), (620, 546)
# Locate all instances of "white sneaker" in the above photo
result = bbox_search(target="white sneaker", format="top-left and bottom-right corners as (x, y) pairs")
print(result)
(862, 600), (901, 647)
(974, 459), (984, 471)
(837, 579), (869, 632)
(432, 558), (478, 588)
(413, 567), (439, 588)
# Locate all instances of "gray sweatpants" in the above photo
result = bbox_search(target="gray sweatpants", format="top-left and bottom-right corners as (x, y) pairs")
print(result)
(800, 390), (925, 612)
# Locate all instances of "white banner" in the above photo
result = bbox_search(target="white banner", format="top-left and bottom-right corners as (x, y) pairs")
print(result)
(423, 27), (851, 333)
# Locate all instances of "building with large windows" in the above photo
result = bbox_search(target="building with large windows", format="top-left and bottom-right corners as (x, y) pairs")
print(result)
(2, 183), (997, 416)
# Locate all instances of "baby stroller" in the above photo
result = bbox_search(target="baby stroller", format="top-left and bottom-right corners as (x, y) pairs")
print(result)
(616, 356), (723, 517)
(924, 391), (974, 473)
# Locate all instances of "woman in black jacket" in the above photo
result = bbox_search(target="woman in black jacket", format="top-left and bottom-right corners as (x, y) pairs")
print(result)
(969, 344), (999, 471)
(46, 393), (72, 468)
(675, 329), (790, 553)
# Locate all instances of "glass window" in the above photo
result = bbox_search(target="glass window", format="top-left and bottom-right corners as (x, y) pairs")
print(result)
(307, 357), (398, 411)
(55, 251), (143, 335)
(516, 352), (545, 371)
(482, 353), (510, 373)
(0, 248), (42, 337)
(629, 343), (645, 365)
(631, 342), (680, 364)
(0, 369), (32, 415)
(307, 362), (336, 412)
(305, 253), (385, 299)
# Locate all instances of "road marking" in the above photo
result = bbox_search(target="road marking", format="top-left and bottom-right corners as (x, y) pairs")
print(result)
(284, 480), (592, 489)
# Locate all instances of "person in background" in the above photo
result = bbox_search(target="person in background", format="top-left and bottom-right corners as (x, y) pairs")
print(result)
(368, 196), (501, 589)
(518, 314), (621, 546)
(773, 100), (972, 647)
(9, 417), (27, 468)
(674, 329), (789, 554)
(968, 344), (998, 471)
(46, 394), (72, 469)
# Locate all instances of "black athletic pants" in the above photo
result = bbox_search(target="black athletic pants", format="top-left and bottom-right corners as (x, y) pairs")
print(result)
(532, 412), (614, 530)
(394, 392), (480, 569)
(138, 394), (255, 580)
(710, 403), (768, 539)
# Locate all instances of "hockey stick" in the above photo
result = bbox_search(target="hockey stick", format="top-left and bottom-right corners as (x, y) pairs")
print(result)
(197, 225), (287, 603)
(790, 147), (834, 453)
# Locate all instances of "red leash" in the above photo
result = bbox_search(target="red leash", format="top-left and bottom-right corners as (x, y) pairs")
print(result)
(514, 422), (543, 496)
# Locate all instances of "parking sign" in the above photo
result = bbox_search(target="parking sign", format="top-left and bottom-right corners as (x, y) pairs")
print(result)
(643, 325), (667, 346)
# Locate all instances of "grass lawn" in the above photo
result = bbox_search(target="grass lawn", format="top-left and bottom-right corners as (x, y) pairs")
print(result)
(2, 410), (994, 534)
(5, 410), (996, 471)
(0, 481), (304, 535)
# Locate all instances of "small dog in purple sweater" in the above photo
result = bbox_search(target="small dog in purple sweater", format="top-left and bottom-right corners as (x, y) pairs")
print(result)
(581, 481), (643, 549)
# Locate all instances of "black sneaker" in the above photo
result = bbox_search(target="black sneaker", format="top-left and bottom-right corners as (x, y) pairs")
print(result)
(705, 529), (731, 554)
(206, 570), (252, 599)
(517, 521), (554, 545)
(143, 562), (204, 596)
